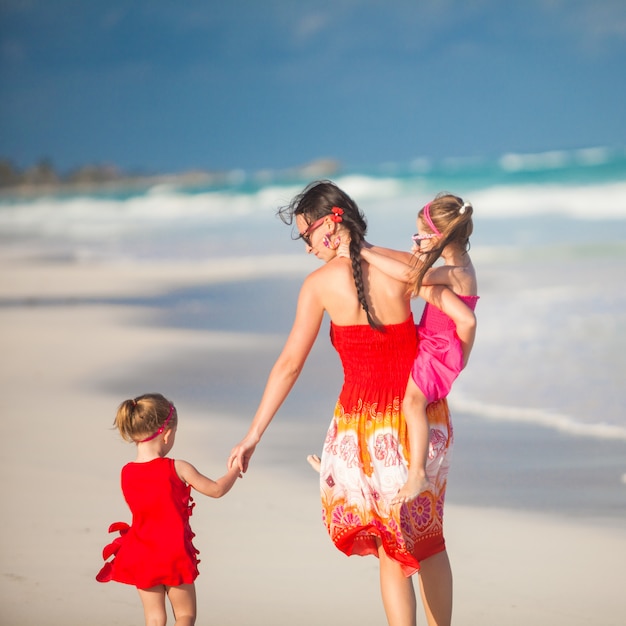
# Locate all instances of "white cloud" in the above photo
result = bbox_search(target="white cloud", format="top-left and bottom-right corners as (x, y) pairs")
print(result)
(536, 0), (626, 50)
(574, 3), (626, 40)
(292, 12), (330, 44)
(100, 7), (128, 31)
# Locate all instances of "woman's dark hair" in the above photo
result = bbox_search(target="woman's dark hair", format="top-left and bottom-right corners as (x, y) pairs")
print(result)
(278, 180), (380, 329)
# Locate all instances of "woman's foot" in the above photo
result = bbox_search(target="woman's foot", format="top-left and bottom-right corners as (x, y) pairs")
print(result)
(306, 454), (321, 473)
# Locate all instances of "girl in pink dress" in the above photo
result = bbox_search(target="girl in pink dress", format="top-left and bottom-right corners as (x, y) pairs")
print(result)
(359, 194), (478, 502)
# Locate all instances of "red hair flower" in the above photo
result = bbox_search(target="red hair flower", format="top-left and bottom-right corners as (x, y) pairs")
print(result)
(330, 206), (344, 223)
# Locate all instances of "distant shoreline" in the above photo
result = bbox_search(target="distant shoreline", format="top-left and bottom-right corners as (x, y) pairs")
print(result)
(0, 157), (342, 198)
(0, 171), (227, 198)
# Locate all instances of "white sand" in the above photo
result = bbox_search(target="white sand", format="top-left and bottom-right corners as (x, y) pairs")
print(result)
(1, 258), (625, 625)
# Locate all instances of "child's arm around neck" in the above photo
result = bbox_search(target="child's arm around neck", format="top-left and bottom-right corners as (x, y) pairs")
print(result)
(360, 245), (416, 284)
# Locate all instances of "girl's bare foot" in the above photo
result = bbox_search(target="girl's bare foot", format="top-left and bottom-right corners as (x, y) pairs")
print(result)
(391, 475), (431, 505)
(306, 454), (321, 473)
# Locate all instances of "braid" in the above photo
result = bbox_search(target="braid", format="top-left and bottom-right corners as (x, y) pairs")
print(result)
(349, 236), (380, 330)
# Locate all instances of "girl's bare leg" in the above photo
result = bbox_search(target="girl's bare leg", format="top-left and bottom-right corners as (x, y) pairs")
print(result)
(167, 583), (197, 626)
(393, 378), (431, 504)
(377, 542), (417, 626)
(417, 550), (453, 626)
(137, 586), (168, 626)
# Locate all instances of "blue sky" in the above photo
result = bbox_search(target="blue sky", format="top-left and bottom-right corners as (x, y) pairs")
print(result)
(1, 0), (625, 174)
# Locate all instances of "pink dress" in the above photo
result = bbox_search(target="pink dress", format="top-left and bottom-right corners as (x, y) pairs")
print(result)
(411, 295), (479, 403)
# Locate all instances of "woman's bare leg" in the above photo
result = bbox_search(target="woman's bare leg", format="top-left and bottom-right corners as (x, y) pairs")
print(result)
(167, 583), (197, 626)
(377, 542), (417, 626)
(137, 586), (168, 626)
(417, 550), (453, 626)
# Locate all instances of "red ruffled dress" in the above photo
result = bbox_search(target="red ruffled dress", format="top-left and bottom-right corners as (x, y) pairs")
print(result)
(320, 315), (453, 577)
(96, 457), (199, 588)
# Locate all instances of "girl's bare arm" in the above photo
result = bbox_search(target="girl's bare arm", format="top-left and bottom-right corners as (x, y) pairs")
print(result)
(360, 246), (416, 283)
(175, 459), (241, 498)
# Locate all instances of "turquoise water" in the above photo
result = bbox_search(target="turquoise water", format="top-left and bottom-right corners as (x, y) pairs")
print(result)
(1, 146), (625, 442)
(1, 145), (625, 257)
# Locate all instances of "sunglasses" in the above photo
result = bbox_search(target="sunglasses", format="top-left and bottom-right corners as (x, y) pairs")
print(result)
(298, 216), (326, 246)
(411, 232), (438, 245)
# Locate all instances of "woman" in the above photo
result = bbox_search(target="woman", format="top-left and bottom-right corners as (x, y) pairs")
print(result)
(229, 180), (466, 626)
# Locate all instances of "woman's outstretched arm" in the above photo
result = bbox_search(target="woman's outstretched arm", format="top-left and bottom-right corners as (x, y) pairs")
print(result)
(228, 276), (325, 473)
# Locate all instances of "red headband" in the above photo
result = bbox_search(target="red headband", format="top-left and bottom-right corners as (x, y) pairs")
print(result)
(139, 404), (175, 443)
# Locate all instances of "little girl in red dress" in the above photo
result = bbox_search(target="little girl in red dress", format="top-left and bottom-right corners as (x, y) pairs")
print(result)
(97, 393), (240, 625)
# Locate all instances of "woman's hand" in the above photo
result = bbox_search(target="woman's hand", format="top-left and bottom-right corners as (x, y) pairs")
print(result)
(228, 434), (259, 474)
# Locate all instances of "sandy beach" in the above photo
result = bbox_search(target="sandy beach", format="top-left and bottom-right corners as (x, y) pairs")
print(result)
(1, 257), (625, 626)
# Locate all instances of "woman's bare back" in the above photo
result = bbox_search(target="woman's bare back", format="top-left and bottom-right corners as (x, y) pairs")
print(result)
(312, 247), (412, 327)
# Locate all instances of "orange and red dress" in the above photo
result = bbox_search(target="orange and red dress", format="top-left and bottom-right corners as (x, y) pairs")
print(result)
(320, 315), (453, 576)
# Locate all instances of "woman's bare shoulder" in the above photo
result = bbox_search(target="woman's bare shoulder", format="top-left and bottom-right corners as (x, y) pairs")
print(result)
(300, 258), (354, 296)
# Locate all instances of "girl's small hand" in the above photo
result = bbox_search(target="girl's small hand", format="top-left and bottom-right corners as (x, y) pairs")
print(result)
(336, 242), (350, 259)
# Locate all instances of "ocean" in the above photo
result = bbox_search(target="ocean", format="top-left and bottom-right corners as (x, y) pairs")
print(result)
(2, 145), (625, 518)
